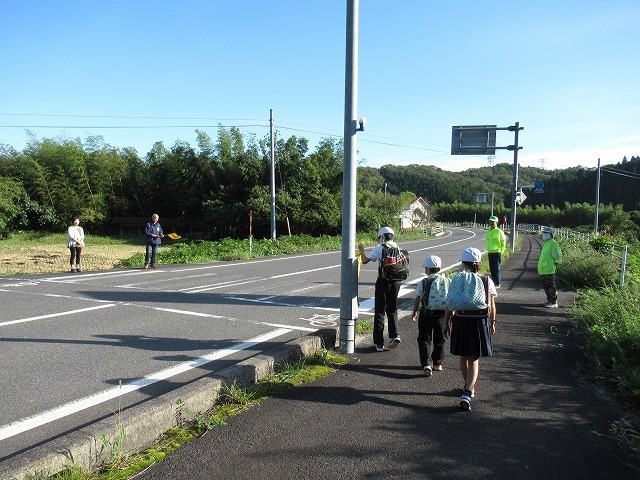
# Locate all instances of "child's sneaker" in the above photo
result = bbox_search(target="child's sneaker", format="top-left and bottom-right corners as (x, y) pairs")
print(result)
(423, 366), (433, 377)
(460, 390), (472, 411)
(544, 302), (559, 308)
(388, 337), (401, 349)
(375, 345), (384, 352)
(433, 364), (443, 371)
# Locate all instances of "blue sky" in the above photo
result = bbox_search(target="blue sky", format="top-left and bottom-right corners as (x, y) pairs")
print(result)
(1, 0), (638, 172)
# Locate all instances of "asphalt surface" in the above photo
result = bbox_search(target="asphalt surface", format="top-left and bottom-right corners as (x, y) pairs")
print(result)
(139, 234), (640, 480)
(0, 228), (483, 462)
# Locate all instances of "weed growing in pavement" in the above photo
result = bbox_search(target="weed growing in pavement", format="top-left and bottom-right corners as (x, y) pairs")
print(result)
(356, 319), (373, 335)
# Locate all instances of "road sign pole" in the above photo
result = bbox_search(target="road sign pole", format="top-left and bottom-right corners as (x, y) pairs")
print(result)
(509, 122), (522, 252)
(594, 157), (601, 233)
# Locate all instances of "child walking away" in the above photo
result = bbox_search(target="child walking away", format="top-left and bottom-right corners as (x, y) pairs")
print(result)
(444, 247), (497, 411)
(412, 255), (450, 376)
(358, 226), (409, 352)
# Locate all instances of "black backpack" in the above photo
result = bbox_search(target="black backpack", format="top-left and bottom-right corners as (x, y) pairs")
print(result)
(379, 244), (410, 281)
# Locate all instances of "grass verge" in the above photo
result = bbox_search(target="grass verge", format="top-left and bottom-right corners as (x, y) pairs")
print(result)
(25, 349), (348, 480)
(1, 230), (435, 275)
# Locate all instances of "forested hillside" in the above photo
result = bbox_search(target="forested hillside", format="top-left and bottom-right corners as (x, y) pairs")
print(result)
(0, 129), (638, 239)
(380, 158), (640, 211)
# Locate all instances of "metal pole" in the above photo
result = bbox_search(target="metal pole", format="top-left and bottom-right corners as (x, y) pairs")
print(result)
(594, 157), (601, 233)
(509, 122), (522, 252)
(249, 210), (253, 254)
(270, 109), (277, 240)
(339, 0), (359, 354)
(491, 192), (494, 217)
(621, 245), (628, 286)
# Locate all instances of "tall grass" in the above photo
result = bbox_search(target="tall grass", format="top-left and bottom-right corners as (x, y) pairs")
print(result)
(570, 282), (640, 396)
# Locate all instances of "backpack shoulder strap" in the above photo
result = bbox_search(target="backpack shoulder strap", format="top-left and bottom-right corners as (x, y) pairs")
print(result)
(420, 276), (435, 309)
(481, 274), (490, 304)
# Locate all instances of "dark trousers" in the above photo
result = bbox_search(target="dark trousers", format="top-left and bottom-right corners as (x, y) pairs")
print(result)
(488, 252), (502, 286)
(69, 246), (82, 266)
(417, 312), (446, 367)
(373, 277), (401, 346)
(541, 274), (557, 303)
(145, 243), (158, 266)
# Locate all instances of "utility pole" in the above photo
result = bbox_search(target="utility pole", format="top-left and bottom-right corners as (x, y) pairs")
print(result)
(270, 109), (276, 240)
(339, 0), (359, 354)
(594, 157), (601, 233)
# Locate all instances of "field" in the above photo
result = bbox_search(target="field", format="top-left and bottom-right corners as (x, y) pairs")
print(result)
(0, 232), (145, 275)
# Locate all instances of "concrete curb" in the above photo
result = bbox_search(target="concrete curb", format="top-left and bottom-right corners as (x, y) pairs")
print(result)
(1, 328), (337, 480)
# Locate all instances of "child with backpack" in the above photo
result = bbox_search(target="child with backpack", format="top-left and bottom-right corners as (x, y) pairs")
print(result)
(444, 247), (497, 411)
(358, 226), (409, 352)
(411, 255), (450, 376)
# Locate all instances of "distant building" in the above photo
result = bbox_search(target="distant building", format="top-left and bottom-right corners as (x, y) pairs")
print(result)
(400, 196), (431, 230)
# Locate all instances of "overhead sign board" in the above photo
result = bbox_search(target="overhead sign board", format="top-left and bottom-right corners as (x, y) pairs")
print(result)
(475, 193), (488, 203)
(451, 125), (497, 155)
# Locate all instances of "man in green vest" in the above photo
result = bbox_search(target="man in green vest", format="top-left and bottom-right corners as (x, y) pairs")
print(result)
(537, 226), (563, 308)
(486, 215), (507, 288)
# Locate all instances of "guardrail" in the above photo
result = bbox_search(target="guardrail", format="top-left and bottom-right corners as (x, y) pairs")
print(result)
(422, 224), (444, 235)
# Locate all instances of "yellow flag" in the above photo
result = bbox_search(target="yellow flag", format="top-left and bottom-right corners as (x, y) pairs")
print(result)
(167, 232), (182, 240)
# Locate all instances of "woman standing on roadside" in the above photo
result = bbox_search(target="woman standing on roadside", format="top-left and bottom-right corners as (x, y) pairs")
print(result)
(67, 217), (85, 272)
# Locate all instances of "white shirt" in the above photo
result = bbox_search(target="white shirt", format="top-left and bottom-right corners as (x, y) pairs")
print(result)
(68, 226), (85, 247)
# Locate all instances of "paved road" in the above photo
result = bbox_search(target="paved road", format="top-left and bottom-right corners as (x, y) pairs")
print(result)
(0, 227), (482, 460)
(139, 234), (640, 480)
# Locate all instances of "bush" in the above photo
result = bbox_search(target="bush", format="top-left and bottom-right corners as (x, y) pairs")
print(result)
(557, 243), (619, 290)
(570, 282), (640, 395)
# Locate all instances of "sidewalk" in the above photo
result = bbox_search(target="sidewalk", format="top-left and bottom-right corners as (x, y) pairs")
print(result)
(140, 235), (640, 480)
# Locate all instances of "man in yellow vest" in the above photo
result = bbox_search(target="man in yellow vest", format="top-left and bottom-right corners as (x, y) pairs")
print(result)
(486, 215), (506, 288)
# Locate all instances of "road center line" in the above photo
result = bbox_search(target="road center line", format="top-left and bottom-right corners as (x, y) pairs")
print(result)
(0, 328), (292, 441)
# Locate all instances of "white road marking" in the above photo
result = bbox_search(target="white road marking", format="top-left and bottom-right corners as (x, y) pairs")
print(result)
(0, 328), (291, 441)
(260, 322), (317, 332)
(150, 307), (237, 321)
(177, 278), (260, 292)
(0, 304), (117, 327)
(270, 265), (339, 279)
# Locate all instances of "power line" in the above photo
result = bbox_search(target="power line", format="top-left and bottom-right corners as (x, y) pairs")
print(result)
(601, 167), (640, 180)
(0, 112), (266, 122)
(0, 124), (269, 129)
